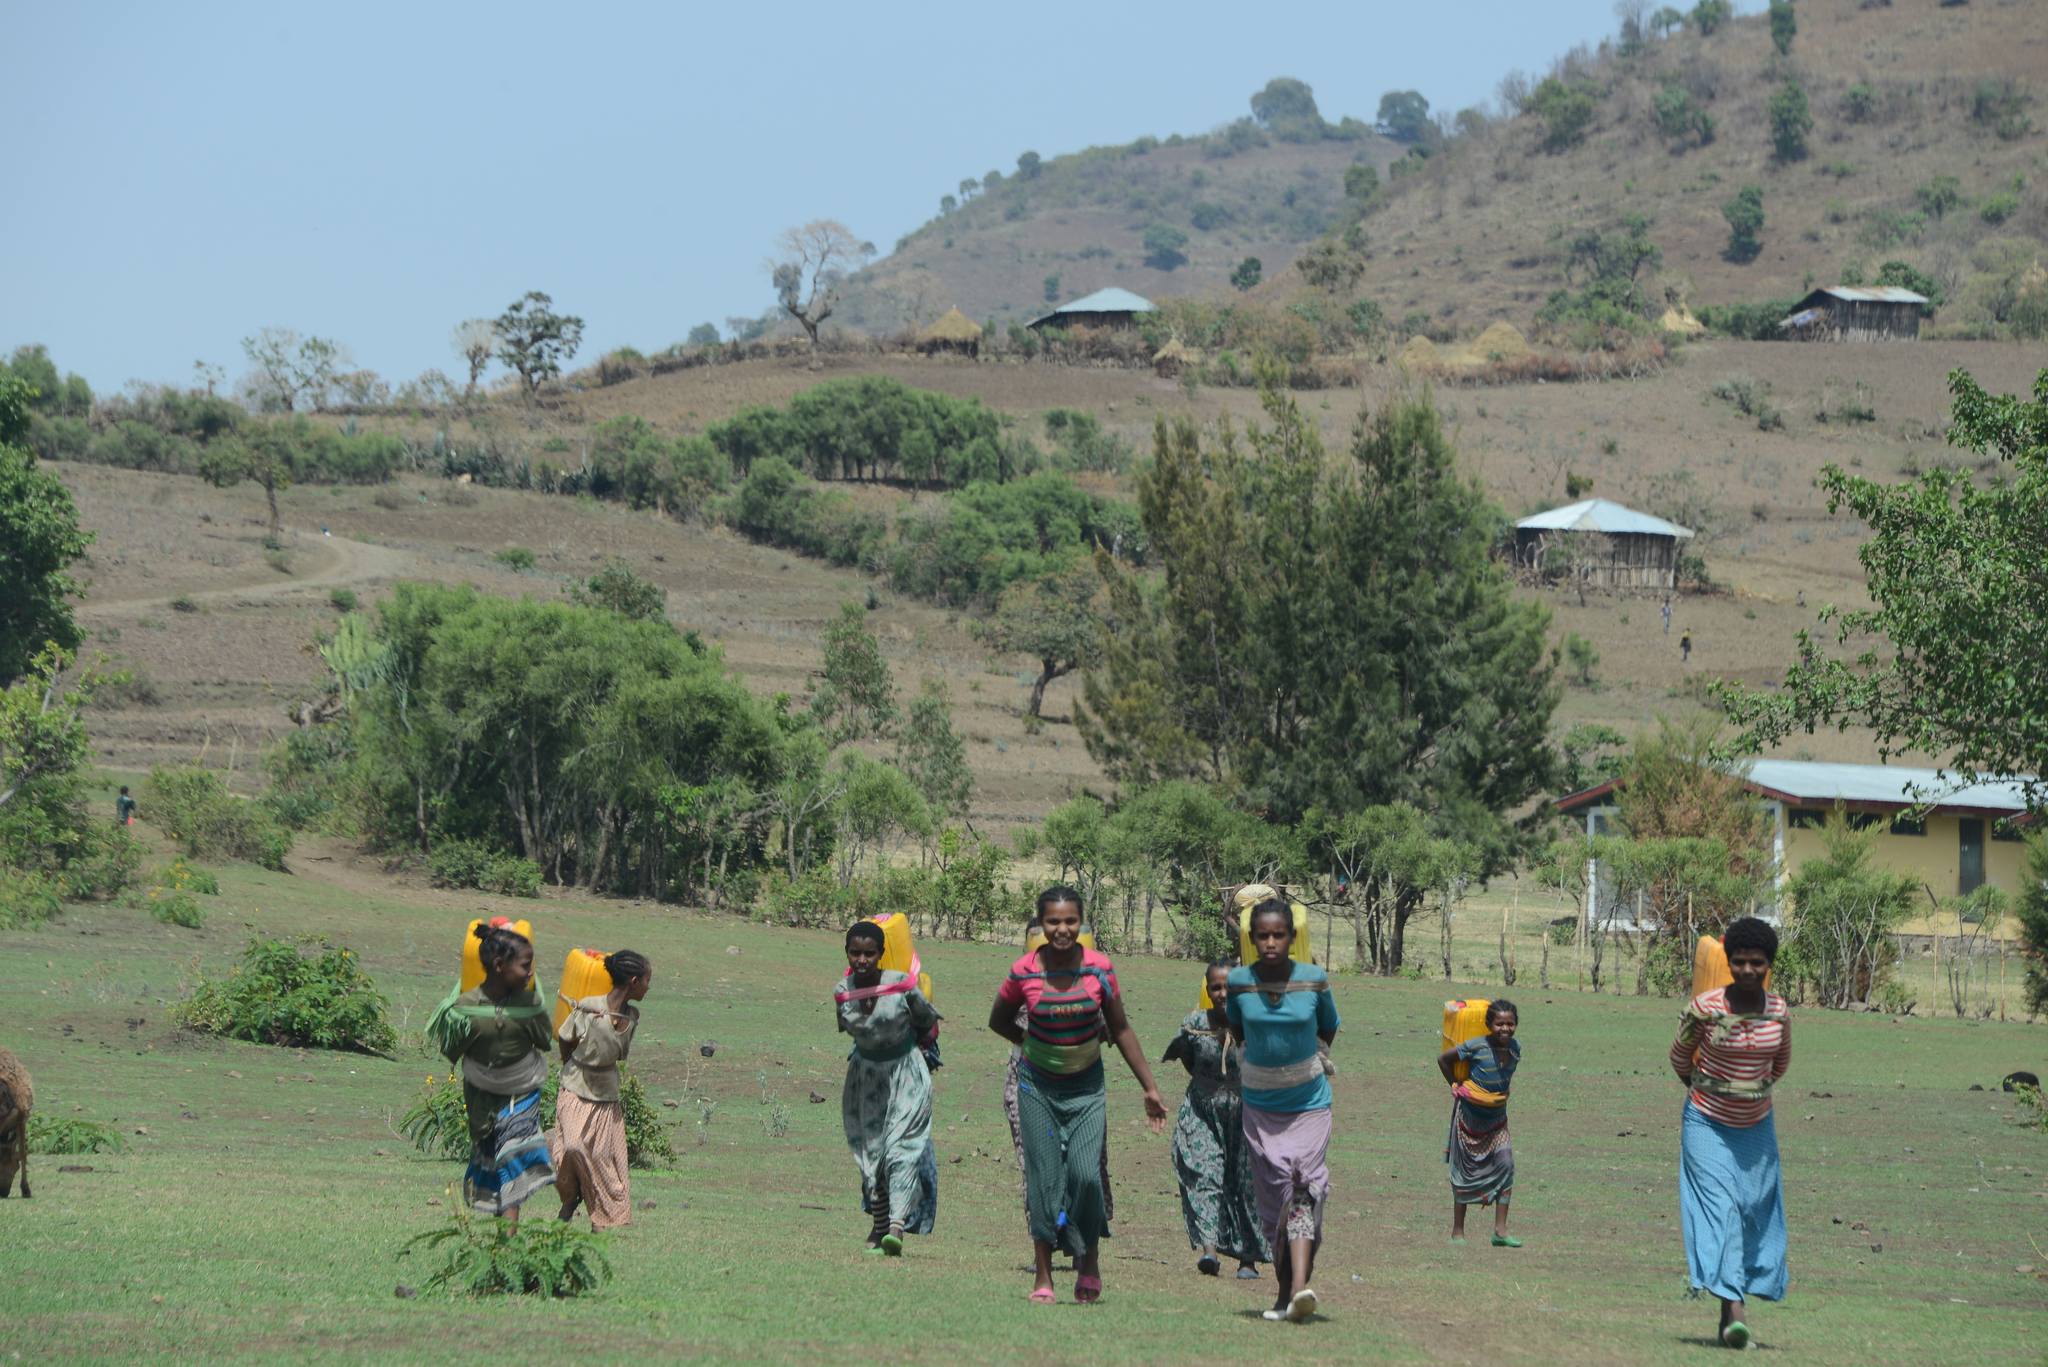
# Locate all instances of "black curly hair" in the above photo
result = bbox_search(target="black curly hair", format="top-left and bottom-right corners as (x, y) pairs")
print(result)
(1721, 916), (1779, 963)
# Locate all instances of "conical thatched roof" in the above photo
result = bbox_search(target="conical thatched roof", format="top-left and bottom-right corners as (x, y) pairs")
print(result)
(1152, 339), (1193, 364)
(918, 307), (983, 343)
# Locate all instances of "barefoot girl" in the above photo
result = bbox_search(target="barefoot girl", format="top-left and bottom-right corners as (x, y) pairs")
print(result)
(1438, 999), (1521, 1246)
(552, 950), (651, 1230)
(1228, 897), (1339, 1323)
(1669, 917), (1791, 1351)
(838, 921), (939, 1255)
(433, 922), (554, 1222)
(989, 886), (1167, 1303)
(1165, 961), (1269, 1279)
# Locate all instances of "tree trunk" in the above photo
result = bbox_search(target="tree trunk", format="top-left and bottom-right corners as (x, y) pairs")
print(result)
(1028, 666), (1053, 718)
(263, 478), (282, 542)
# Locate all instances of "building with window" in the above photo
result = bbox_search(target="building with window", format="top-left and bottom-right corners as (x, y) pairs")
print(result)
(1555, 760), (2035, 937)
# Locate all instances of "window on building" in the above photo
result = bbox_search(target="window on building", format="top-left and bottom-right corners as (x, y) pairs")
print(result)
(1844, 811), (1883, 832)
(1888, 814), (1925, 836)
(1991, 820), (2026, 843)
(1787, 808), (1827, 829)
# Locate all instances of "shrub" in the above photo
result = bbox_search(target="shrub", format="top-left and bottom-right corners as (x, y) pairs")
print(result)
(149, 886), (206, 928)
(329, 588), (358, 612)
(1875, 260), (1943, 311)
(169, 595), (200, 614)
(1970, 79), (2032, 141)
(1914, 176), (1963, 220)
(1690, 0), (1732, 34)
(175, 936), (396, 1053)
(0, 871), (64, 929)
(493, 547), (536, 572)
(1767, 80), (1812, 162)
(261, 722), (355, 833)
(1652, 84), (1714, 147)
(26, 1114), (127, 1155)
(1840, 84), (1877, 123)
(399, 1206), (613, 1298)
(53, 822), (145, 902)
(1528, 77), (1598, 151)
(1696, 296), (1803, 340)
(1712, 374), (1784, 430)
(426, 839), (542, 897)
(1142, 223), (1190, 270)
(1721, 186), (1765, 263)
(144, 765), (292, 868)
(1979, 191), (2020, 226)
(1858, 207), (1925, 251)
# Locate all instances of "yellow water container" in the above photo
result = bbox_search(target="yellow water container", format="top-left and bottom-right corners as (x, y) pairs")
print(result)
(1025, 921), (1098, 955)
(460, 917), (534, 992)
(554, 947), (614, 1032)
(1691, 935), (1772, 998)
(1234, 884), (1313, 967)
(863, 911), (933, 1002)
(1442, 998), (1493, 1082)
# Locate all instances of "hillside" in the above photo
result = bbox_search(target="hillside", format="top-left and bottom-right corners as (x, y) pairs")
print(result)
(825, 83), (1403, 334)
(1266, 0), (2046, 340)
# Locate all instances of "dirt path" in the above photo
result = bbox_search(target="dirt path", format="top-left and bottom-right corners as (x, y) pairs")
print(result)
(79, 532), (414, 615)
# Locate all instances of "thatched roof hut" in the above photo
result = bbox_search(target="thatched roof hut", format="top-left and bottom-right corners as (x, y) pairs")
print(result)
(1152, 339), (1193, 377)
(917, 308), (983, 356)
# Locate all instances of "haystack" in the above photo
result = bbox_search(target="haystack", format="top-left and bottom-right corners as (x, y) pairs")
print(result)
(1471, 321), (1532, 363)
(1152, 338), (1194, 377)
(916, 307), (983, 356)
(1397, 335), (1442, 371)
(1657, 307), (1706, 337)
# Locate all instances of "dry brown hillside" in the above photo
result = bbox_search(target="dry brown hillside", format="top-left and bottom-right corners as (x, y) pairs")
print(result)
(1278, 0), (2046, 338)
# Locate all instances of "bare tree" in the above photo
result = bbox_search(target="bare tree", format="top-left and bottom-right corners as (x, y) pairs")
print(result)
(769, 220), (873, 348)
(239, 327), (345, 413)
(451, 319), (496, 397)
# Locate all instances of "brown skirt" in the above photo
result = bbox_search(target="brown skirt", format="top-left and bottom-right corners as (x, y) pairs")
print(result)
(550, 1090), (631, 1229)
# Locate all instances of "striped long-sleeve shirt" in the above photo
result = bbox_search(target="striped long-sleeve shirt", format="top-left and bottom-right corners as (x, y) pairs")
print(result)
(1668, 986), (1790, 1128)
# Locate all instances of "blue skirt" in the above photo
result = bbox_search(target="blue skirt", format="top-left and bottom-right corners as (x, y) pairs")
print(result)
(1679, 1100), (1787, 1303)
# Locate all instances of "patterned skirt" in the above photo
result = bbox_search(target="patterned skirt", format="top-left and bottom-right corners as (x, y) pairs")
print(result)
(1171, 1083), (1269, 1263)
(462, 1084), (554, 1216)
(551, 1090), (631, 1229)
(1446, 1101), (1514, 1206)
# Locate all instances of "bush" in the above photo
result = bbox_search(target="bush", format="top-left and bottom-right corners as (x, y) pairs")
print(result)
(1652, 84), (1714, 148)
(26, 1114), (127, 1155)
(0, 871), (63, 929)
(329, 588), (358, 613)
(427, 839), (542, 898)
(1970, 79), (2032, 141)
(1695, 296), (1802, 340)
(1711, 374), (1784, 430)
(1979, 191), (2020, 226)
(399, 1207), (613, 1298)
(400, 1066), (677, 1168)
(1840, 84), (1877, 123)
(1690, 0), (1732, 33)
(54, 822), (145, 901)
(1528, 78), (1598, 151)
(176, 937), (395, 1053)
(145, 765), (292, 868)
(1142, 223), (1190, 270)
(1767, 80), (1812, 162)
(493, 547), (536, 572)
(1721, 185), (1765, 263)
(1875, 260), (1943, 311)
(261, 721), (355, 833)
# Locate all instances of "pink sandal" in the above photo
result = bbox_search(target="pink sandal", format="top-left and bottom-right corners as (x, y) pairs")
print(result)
(1028, 1286), (1056, 1304)
(1075, 1274), (1102, 1303)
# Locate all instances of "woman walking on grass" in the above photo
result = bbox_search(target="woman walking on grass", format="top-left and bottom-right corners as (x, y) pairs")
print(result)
(1005, 914), (1114, 1239)
(1228, 897), (1339, 1323)
(839, 921), (939, 1255)
(1165, 961), (1269, 1279)
(430, 922), (554, 1222)
(1438, 999), (1521, 1247)
(989, 886), (1167, 1303)
(1669, 916), (1791, 1351)
(552, 950), (651, 1231)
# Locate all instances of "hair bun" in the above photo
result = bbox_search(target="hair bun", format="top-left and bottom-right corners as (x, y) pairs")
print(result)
(472, 923), (491, 941)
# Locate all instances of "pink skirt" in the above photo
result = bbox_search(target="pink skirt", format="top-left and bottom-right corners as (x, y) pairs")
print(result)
(1242, 1103), (1331, 1253)
(550, 1090), (631, 1229)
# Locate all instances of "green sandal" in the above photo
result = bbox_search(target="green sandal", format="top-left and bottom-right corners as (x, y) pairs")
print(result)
(1491, 1234), (1523, 1248)
(1721, 1321), (1750, 1350)
(879, 1232), (904, 1257)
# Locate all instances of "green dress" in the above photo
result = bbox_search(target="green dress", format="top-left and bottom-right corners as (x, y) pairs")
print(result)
(1166, 1009), (1269, 1264)
(837, 971), (938, 1232)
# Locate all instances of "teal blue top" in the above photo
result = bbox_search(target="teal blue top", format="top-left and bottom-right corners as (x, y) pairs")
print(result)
(1455, 1035), (1521, 1128)
(1225, 962), (1338, 1113)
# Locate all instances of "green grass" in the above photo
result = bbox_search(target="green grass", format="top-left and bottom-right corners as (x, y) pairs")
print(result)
(1, 846), (2043, 1363)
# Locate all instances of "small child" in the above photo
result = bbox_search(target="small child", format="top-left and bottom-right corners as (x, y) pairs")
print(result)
(837, 922), (938, 1254)
(553, 950), (652, 1230)
(115, 786), (137, 826)
(1438, 1000), (1521, 1247)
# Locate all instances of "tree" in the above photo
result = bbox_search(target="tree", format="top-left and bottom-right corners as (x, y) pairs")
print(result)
(451, 319), (495, 396)
(0, 377), (92, 685)
(831, 754), (930, 881)
(1529, 78), (1598, 152)
(1653, 84), (1715, 148)
(240, 327), (343, 413)
(1251, 77), (1324, 141)
(493, 292), (584, 403)
(686, 322), (721, 348)
(1875, 259), (1942, 312)
(2018, 836), (2048, 1015)
(197, 427), (291, 541)
(570, 560), (668, 623)
(1043, 274), (1062, 304)
(1650, 6), (1688, 37)
(979, 561), (1106, 719)
(3, 345), (92, 417)
(1564, 633), (1600, 686)
(1078, 384), (1560, 970)
(1691, 0), (1732, 34)
(1376, 89), (1432, 143)
(1767, 79), (1812, 162)
(896, 678), (973, 822)
(1016, 150), (1042, 179)
(1768, 0), (1796, 55)
(1726, 366), (2048, 812)
(1781, 814), (1917, 1007)
(812, 602), (897, 744)
(1343, 163), (1380, 203)
(1230, 257), (1263, 292)
(771, 219), (872, 347)
(1722, 185), (1765, 262)
(1615, 0), (1651, 56)
(1143, 223), (1189, 271)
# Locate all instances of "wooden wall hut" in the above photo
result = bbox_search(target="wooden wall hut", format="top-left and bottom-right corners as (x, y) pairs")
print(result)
(916, 307), (983, 357)
(1513, 499), (1694, 591)
(1777, 286), (1927, 341)
(1027, 286), (1156, 332)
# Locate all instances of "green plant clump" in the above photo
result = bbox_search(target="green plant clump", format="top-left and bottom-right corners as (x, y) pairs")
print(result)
(175, 936), (396, 1054)
(26, 1114), (129, 1155)
(493, 547), (536, 572)
(144, 765), (291, 869)
(426, 839), (542, 897)
(399, 1206), (613, 1297)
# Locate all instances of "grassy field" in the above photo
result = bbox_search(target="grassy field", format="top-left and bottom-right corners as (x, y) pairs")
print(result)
(3, 830), (2044, 1364)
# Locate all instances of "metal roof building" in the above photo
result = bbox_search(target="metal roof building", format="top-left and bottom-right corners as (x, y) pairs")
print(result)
(1027, 287), (1156, 331)
(1512, 499), (1695, 592)
(1779, 285), (1929, 341)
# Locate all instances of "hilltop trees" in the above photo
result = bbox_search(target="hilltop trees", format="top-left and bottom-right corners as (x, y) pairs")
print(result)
(1376, 90), (1432, 143)
(240, 327), (343, 413)
(0, 376), (92, 686)
(771, 219), (874, 347)
(1251, 77), (1325, 141)
(493, 291), (584, 402)
(451, 319), (495, 396)
(1768, 0), (1796, 55)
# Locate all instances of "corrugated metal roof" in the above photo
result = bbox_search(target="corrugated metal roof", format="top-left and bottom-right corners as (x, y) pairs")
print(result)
(1514, 498), (1695, 539)
(1746, 760), (2032, 812)
(1818, 285), (1928, 304)
(1050, 287), (1155, 315)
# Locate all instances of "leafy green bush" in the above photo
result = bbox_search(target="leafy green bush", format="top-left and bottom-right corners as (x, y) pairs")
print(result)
(1695, 296), (1803, 340)
(1721, 186), (1765, 263)
(0, 871), (63, 929)
(399, 1067), (676, 1167)
(400, 1206), (613, 1297)
(1767, 80), (1812, 162)
(426, 839), (541, 898)
(329, 588), (357, 613)
(493, 547), (536, 572)
(1840, 83), (1877, 123)
(1652, 84), (1713, 148)
(1970, 79), (2032, 141)
(26, 1114), (127, 1155)
(175, 937), (396, 1053)
(1528, 77), (1598, 151)
(1979, 191), (2020, 226)
(1875, 260), (1943, 311)
(260, 721), (355, 832)
(144, 765), (291, 868)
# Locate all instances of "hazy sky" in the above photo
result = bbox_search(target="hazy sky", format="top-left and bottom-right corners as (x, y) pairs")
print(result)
(5, 0), (1761, 393)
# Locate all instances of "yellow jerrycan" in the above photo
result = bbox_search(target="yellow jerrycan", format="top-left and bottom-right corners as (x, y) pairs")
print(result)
(1691, 935), (1772, 998)
(554, 947), (614, 1032)
(1441, 998), (1493, 1082)
(863, 911), (934, 1002)
(1234, 884), (1313, 966)
(460, 917), (534, 992)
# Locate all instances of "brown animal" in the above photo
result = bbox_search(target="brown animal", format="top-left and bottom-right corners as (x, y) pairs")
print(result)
(0, 1046), (32, 1198)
